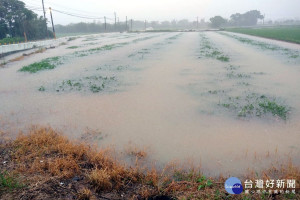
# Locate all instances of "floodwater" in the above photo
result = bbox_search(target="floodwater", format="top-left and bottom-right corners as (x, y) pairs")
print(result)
(1, 31), (300, 176)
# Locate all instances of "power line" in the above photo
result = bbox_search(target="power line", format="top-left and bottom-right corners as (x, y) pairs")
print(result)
(44, 1), (113, 17)
(51, 9), (105, 20)
(22, 0), (43, 8)
(23, 0), (114, 18)
(22, 0), (122, 24)
(25, 6), (43, 11)
(22, 0), (114, 20)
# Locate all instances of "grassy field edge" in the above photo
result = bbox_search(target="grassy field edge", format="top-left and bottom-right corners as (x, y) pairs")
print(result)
(225, 26), (300, 44)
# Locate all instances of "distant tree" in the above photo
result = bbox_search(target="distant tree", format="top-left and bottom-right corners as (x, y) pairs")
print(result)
(150, 21), (159, 29)
(171, 19), (177, 27)
(210, 16), (227, 28)
(230, 10), (263, 26)
(0, 3), (8, 38)
(230, 13), (242, 26)
(161, 21), (170, 29)
(243, 10), (264, 25)
(177, 19), (189, 28)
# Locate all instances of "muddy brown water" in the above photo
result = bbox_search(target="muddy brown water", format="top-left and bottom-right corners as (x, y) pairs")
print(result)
(0, 32), (300, 176)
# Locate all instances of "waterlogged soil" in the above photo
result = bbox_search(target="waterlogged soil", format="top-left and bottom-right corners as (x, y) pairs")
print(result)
(0, 32), (300, 176)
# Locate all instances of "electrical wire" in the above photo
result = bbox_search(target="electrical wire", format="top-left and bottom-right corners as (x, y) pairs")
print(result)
(51, 9), (105, 20)
(21, 0), (118, 22)
(22, 0), (114, 18)
(45, 0), (113, 16)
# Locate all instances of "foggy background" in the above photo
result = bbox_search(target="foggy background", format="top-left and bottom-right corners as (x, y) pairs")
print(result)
(21, 0), (300, 25)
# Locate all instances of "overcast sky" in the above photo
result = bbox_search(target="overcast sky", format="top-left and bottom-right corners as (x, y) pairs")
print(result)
(21, 0), (300, 25)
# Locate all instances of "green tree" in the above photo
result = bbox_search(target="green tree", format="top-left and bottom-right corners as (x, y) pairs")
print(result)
(230, 10), (264, 26)
(0, 0), (51, 40)
(210, 16), (227, 28)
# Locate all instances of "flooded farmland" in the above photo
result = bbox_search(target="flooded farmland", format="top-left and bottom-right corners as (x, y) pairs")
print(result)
(1, 31), (300, 176)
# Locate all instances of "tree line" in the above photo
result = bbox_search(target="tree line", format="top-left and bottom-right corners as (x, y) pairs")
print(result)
(0, 0), (52, 41)
(55, 19), (209, 34)
(56, 10), (266, 34)
(210, 10), (264, 28)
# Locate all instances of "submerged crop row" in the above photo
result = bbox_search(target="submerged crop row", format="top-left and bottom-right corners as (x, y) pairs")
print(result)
(198, 33), (230, 62)
(38, 63), (140, 95)
(219, 93), (290, 120)
(223, 65), (289, 120)
(220, 32), (300, 60)
(55, 76), (117, 93)
(18, 43), (124, 73)
(190, 33), (291, 121)
(18, 35), (161, 74)
(18, 56), (63, 73)
(128, 33), (182, 60)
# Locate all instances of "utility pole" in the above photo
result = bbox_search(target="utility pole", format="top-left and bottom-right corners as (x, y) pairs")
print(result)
(42, 0), (49, 38)
(114, 12), (117, 31)
(125, 16), (128, 31)
(130, 19), (133, 32)
(23, 24), (27, 42)
(117, 17), (119, 32)
(22, 18), (27, 42)
(104, 16), (106, 31)
(49, 7), (56, 39)
(144, 20), (147, 31)
(197, 16), (199, 29)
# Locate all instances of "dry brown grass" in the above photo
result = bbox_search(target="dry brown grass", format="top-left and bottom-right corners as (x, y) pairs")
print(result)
(88, 168), (112, 191)
(0, 61), (7, 67)
(77, 188), (92, 200)
(125, 144), (148, 159)
(59, 42), (67, 46)
(34, 48), (46, 54)
(12, 127), (87, 178)
(1, 48), (47, 67)
(0, 126), (299, 199)
(6, 127), (143, 194)
(9, 55), (25, 62)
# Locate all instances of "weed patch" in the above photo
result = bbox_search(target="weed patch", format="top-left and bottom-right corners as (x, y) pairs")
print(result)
(55, 76), (117, 93)
(259, 99), (290, 120)
(67, 37), (78, 41)
(67, 46), (80, 49)
(198, 34), (230, 62)
(73, 43), (123, 57)
(227, 71), (252, 79)
(132, 36), (157, 43)
(129, 48), (151, 59)
(166, 33), (182, 41)
(219, 93), (290, 120)
(38, 86), (45, 92)
(0, 60), (7, 67)
(19, 56), (63, 73)
(0, 171), (24, 192)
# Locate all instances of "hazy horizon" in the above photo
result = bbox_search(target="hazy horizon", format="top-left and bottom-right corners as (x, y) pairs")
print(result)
(21, 0), (300, 25)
